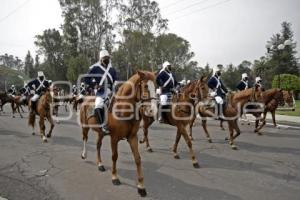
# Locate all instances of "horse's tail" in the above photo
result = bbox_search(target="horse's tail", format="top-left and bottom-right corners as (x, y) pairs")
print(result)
(28, 113), (36, 128)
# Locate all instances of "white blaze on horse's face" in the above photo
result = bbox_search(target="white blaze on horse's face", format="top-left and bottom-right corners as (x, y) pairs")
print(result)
(147, 80), (157, 115)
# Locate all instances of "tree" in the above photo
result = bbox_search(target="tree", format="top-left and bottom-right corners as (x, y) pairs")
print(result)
(34, 55), (40, 75)
(272, 74), (300, 91)
(24, 51), (34, 79)
(266, 22), (299, 76)
(66, 54), (90, 83)
(118, 0), (168, 34)
(35, 29), (66, 81)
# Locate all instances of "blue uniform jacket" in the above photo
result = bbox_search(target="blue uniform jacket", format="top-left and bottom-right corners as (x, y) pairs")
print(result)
(156, 70), (178, 94)
(236, 81), (248, 91)
(27, 79), (49, 95)
(85, 63), (117, 96)
(207, 75), (228, 98)
(19, 86), (30, 96)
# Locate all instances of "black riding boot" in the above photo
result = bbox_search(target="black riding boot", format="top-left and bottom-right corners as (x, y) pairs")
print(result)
(95, 108), (110, 135)
(31, 101), (37, 114)
(159, 105), (170, 123)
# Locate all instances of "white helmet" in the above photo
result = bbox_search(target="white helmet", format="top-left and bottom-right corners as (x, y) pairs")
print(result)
(242, 73), (248, 79)
(48, 80), (52, 84)
(213, 66), (221, 75)
(37, 71), (44, 77)
(81, 82), (85, 87)
(99, 49), (110, 60)
(187, 80), (191, 84)
(162, 61), (171, 70)
(72, 85), (76, 88)
(255, 77), (262, 83)
(11, 85), (15, 88)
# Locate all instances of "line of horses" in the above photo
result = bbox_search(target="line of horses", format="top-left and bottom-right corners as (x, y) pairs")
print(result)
(0, 70), (294, 197)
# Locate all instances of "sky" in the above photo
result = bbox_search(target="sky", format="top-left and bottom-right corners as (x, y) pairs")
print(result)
(0, 0), (299, 67)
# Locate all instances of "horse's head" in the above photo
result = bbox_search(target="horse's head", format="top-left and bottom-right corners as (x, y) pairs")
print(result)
(136, 71), (157, 116)
(275, 89), (285, 107)
(282, 90), (294, 107)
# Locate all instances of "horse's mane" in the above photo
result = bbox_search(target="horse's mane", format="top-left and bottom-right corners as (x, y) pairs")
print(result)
(116, 73), (140, 97)
(179, 80), (198, 94)
(262, 88), (280, 103)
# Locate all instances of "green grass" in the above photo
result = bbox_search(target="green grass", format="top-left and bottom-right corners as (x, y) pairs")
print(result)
(276, 100), (300, 117)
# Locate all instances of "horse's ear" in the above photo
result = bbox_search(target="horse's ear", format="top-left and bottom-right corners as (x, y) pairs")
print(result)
(137, 70), (146, 79)
(200, 76), (207, 82)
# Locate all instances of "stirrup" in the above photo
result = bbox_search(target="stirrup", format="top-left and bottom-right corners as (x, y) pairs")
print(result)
(101, 125), (110, 135)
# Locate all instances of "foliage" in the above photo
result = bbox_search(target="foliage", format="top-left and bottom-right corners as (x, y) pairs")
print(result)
(0, 66), (29, 91)
(272, 74), (300, 91)
(66, 54), (90, 83)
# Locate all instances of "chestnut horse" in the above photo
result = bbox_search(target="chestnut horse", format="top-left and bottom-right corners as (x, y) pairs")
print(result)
(139, 77), (210, 164)
(79, 71), (156, 197)
(253, 88), (285, 134)
(28, 90), (55, 143)
(0, 92), (23, 118)
(190, 86), (263, 149)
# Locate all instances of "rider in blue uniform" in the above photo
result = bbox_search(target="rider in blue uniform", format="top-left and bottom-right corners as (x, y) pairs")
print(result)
(19, 84), (30, 104)
(8, 85), (17, 97)
(207, 66), (228, 119)
(85, 49), (117, 135)
(156, 61), (178, 123)
(27, 71), (50, 114)
(236, 73), (249, 91)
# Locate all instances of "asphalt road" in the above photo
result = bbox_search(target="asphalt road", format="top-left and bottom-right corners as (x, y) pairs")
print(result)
(0, 106), (300, 200)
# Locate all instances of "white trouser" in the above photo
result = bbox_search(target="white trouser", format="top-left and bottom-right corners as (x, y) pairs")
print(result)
(215, 96), (224, 104)
(160, 94), (168, 106)
(21, 95), (27, 101)
(31, 94), (40, 102)
(95, 96), (105, 108)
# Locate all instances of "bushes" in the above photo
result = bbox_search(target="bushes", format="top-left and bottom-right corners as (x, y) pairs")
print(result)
(272, 74), (300, 91)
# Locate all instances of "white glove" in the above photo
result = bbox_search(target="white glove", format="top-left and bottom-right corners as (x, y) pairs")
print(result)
(156, 88), (161, 95)
(215, 96), (224, 104)
(210, 91), (217, 97)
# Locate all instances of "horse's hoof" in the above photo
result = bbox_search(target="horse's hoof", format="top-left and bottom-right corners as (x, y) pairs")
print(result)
(257, 132), (262, 136)
(247, 123), (251, 125)
(32, 132), (35, 136)
(12, 116), (15, 118)
(231, 145), (238, 150)
(208, 138), (212, 143)
(190, 137), (194, 141)
(146, 147), (153, 153)
(221, 128), (225, 131)
(193, 162), (200, 168)
(139, 140), (144, 144)
(112, 179), (121, 185)
(43, 139), (48, 143)
(138, 188), (147, 197)
(81, 153), (86, 159)
(174, 154), (180, 159)
(46, 134), (51, 138)
(98, 165), (106, 172)
(225, 137), (228, 141)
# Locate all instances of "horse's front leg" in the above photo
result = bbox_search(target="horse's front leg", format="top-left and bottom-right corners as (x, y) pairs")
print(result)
(39, 115), (47, 142)
(255, 111), (267, 134)
(172, 128), (182, 159)
(202, 119), (212, 143)
(180, 124), (200, 168)
(111, 138), (121, 185)
(128, 135), (147, 197)
(96, 132), (105, 171)
(17, 104), (23, 118)
(46, 112), (55, 138)
(139, 116), (154, 152)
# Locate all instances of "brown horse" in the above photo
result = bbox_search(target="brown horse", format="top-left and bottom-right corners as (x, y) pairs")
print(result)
(0, 92), (23, 118)
(190, 86), (263, 149)
(79, 71), (156, 197)
(28, 90), (55, 143)
(253, 88), (285, 134)
(139, 77), (210, 164)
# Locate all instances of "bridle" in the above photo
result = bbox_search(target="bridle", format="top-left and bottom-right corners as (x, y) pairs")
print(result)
(136, 79), (156, 103)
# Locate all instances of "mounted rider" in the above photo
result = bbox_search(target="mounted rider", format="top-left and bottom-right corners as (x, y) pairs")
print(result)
(19, 84), (31, 104)
(207, 66), (228, 119)
(85, 49), (117, 135)
(27, 71), (50, 114)
(78, 82), (86, 102)
(255, 77), (263, 89)
(8, 85), (17, 98)
(236, 73), (249, 91)
(72, 85), (78, 97)
(156, 61), (178, 123)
